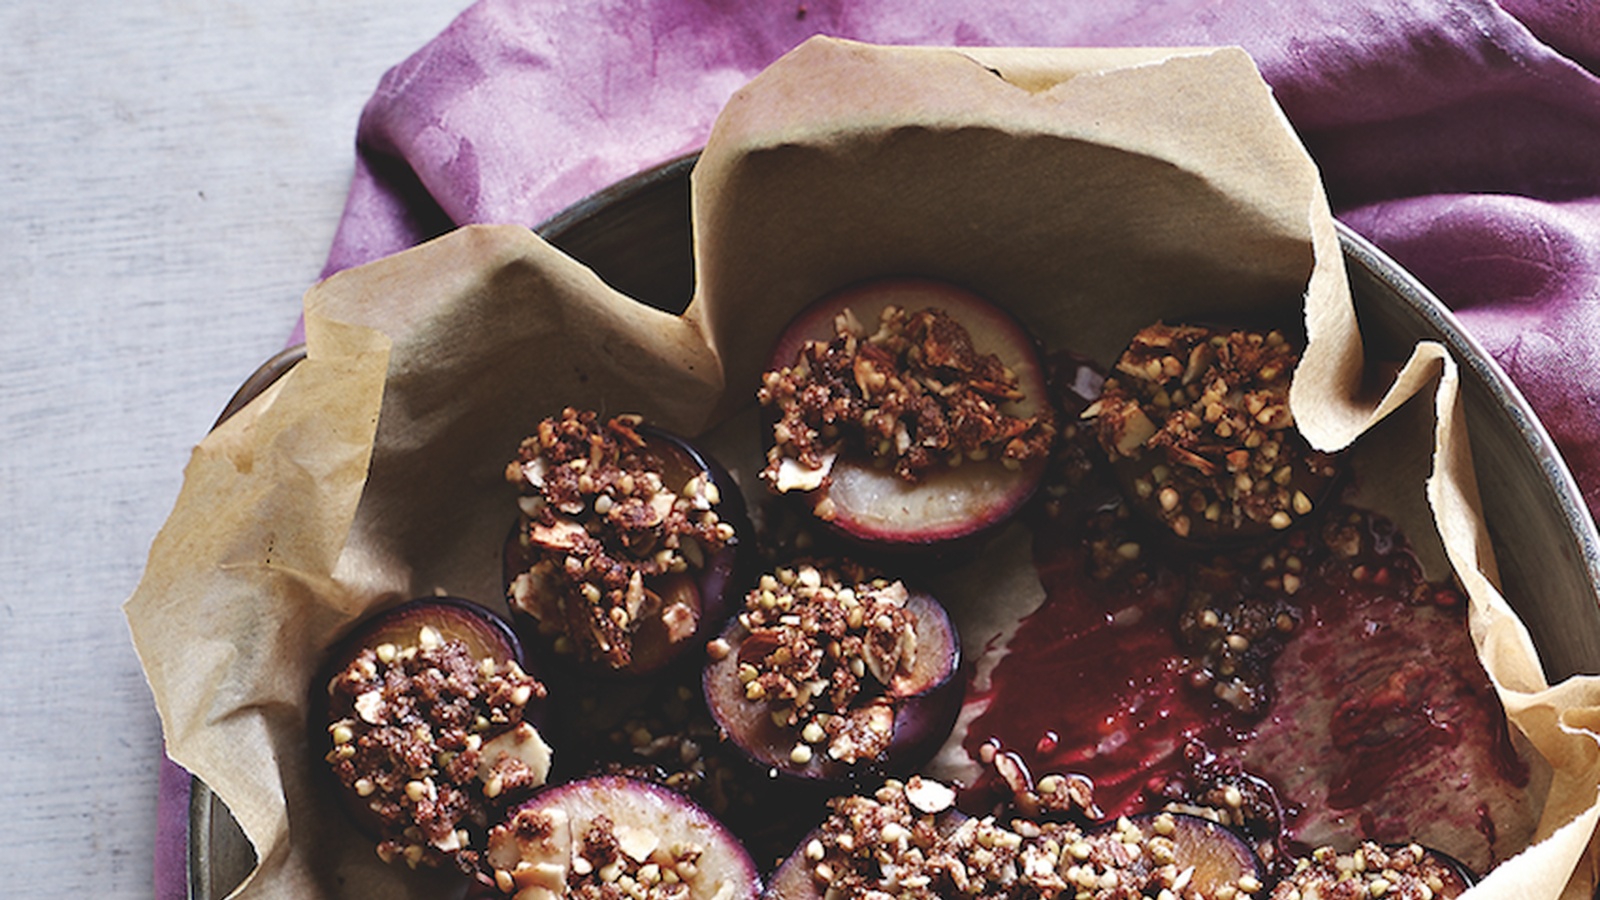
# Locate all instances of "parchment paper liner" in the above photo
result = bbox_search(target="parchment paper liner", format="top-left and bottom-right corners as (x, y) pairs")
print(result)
(126, 37), (1600, 900)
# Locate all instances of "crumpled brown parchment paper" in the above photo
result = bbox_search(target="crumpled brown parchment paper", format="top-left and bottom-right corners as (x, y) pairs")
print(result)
(127, 36), (1600, 900)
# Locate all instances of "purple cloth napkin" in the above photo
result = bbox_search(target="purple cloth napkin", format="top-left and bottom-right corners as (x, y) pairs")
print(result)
(169, 1), (1600, 896)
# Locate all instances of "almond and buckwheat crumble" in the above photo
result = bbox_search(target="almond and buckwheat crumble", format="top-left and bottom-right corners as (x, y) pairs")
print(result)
(507, 408), (734, 670)
(806, 778), (1262, 900)
(1084, 324), (1338, 539)
(1271, 842), (1469, 900)
(758, 305), (1054, 500)
(487, 807), (711, 900)
(324, 624), (549, 872)
(722, 561), (919, 766)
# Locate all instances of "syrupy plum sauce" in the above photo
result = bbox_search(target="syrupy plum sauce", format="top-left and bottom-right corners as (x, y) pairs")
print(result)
(961, 352), (1530, 876)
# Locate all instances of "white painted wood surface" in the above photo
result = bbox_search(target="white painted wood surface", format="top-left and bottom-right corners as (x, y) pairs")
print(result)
(0, 1), (470, 893)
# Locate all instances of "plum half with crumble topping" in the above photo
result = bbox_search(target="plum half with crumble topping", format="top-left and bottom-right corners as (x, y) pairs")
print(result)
(765, 777), (1267, 900)
(318, 597), (552, 874)
(480, 775), (761, 900)
(702, 560), (961, 782)
(757, 278), (1054, 551)
(504, 409), (747, 676)
(1083, 323), (1340, 542)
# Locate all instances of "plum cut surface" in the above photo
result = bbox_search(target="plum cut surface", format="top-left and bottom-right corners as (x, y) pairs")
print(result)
(760, 277), (1053, 550)
(484, 775), (761, 900)
(703, 565), (962, 782)
(504, 411), (747, 676)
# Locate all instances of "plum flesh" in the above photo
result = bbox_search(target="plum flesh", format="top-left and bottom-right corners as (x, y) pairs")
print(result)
(703, 562), (962, 782)
(483, 775), (762, 900)
(505, 411), (748, 676)
(759, 278), (1053, 551)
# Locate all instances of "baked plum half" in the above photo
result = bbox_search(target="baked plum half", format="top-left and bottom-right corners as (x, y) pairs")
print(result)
(481, 775), (761, 900)
(703, 561), (961, 781)
(757, 277), (1054, 551)
(1083, 323), (1340, 543)
(766, 779), (1266, 900)
(1088, 812), (1265, 899)
(504, 408), (746, 676)
(318, 597), (552, 872)
(764, 776), (966, 900)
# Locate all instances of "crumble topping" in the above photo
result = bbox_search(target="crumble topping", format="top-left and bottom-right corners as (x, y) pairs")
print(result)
(1173, 508), (1452, 716)
(486, 807), (715, 900)
(977, 740), (1101, 822)
(757, 305), (1054, 499)
(805, 778), (1263, 900)
(506, 408), (734, 670)
(597, 683), (732, 807)
(1083, 324), (1338, 538)
(324, 624), (550, 872)
(1271, 843), (1469, 900)
(712, 561), (919, 766)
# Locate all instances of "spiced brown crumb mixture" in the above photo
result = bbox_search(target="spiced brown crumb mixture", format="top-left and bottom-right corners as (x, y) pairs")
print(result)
(325, 625), (549, 871)
(1084, 323), (1338, 538)
(713, 561), (918, 765)
(1271, 843), (1469, 900)
(758, 305), (1054, 491)
(487, 808), (705, 899)
(1175, 508), (1451, 716)
(809, 778), (1256, 900)
(507, 408), (734, 670)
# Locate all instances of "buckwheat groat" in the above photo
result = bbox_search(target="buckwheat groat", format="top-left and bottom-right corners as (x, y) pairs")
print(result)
(702, 560), (961, 780)
(320, 598), (551, 874)
(1084, 323), (1340, 542)
(505, 408), (745, 674)
(758, 278), (1054, 550)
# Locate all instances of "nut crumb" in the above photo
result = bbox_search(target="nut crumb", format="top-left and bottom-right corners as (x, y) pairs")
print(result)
(805, 778), (1267, 900)
(758, 305), (1053, 490)
(506, 409), (734, 670)
(1085, 323), (1337, 538)
(1271, 841), (1470, 900)
(488, 809), (709, 899)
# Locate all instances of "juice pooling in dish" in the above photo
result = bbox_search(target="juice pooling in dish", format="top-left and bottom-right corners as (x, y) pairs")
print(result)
(505, 409), (747, 676)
